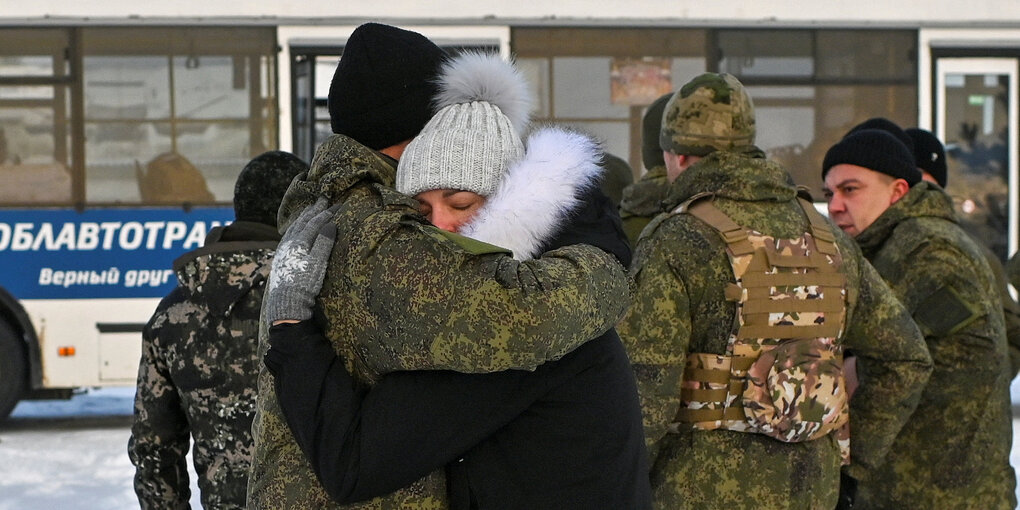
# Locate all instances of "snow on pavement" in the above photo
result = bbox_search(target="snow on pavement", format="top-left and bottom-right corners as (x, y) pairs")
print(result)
(0, 386), (200, 510)
(4, 381), (1020, 509)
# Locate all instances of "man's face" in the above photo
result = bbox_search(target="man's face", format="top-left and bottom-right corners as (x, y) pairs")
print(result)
(823, 164), (903, 237)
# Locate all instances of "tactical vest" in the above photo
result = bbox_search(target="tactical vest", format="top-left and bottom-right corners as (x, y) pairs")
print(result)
(672, 194), (850, 458)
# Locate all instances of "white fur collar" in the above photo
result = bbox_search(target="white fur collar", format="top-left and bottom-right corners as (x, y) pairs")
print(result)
(460, 127), (604, 260)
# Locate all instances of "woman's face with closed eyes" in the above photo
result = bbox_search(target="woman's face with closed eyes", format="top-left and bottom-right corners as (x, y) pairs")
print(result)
(414, 189), (486, 233)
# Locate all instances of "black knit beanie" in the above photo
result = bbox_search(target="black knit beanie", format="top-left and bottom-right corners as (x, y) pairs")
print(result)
(328, 23), (448, 150)
(822, 129), (921, 186)
(905, 128), (947, 187)
(234, 151), (309, 227)
(845, 117), (914, 153)
(642, 92), (673, 169)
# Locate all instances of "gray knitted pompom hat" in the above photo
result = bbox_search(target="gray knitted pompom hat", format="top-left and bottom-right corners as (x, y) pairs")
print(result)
(396, 51), (532, 197)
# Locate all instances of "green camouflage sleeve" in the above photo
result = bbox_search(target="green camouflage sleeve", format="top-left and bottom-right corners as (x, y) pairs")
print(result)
(983, 248), (1020, 378)
(1006, 251), (1020, 290)
(346, 221), (633, 374)
(841, 250), (932, 481)
(1004, 305), (1020, 379)
(128, 314), (193, 510)
(616, 224), (689, 454)
(897, 239), (1007, 435)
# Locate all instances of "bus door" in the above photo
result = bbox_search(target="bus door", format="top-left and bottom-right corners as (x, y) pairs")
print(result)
(288, 39), (499, 164)
(936, 57), (1019, 261)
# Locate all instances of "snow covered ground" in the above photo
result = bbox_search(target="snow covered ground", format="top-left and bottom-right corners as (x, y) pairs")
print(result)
(3, 381), (1020, 509)
(0, 386), (200, 510)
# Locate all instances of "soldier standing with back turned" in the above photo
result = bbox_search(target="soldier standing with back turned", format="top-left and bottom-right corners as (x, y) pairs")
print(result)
(129, 151), (308, 509)
(617, 73), (933, 509)
(619, 91), (673, 247)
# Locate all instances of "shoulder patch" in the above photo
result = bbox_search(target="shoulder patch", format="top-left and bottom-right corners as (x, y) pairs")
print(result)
(913, 285), (982, 337)
(424, 225), (513, 256)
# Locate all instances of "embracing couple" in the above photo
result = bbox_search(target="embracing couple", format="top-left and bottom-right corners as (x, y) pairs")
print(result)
(246, 23), (652, 510)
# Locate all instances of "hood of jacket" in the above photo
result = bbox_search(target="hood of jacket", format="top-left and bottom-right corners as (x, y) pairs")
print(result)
(459, 126), (630, 265)
(662, 146), (799, 210)
(853, 181), (958, 257)
(172, 220), (280, 317)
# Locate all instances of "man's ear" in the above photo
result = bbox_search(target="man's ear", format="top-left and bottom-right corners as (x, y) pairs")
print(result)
(379, 139), (413, 160)
(889, 179), (911, 204)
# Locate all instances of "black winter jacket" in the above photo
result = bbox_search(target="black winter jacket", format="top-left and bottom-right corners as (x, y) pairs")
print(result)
(266, 129), (651, 510)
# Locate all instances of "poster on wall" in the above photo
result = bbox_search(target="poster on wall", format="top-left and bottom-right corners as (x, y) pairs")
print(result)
(610, 57), (672, 105)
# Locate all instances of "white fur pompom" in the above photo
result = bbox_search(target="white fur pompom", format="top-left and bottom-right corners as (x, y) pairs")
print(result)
(460, 126), (605, 260)
(434, 51), (533, 134)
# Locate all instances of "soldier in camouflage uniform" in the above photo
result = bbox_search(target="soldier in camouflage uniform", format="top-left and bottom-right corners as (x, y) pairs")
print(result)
(823, 127), (1017, 509)
(247, 24), (632, 510)
(128, 151), (308, 509)
(617, 73), (933, 509)
(619, 91), (673, 247)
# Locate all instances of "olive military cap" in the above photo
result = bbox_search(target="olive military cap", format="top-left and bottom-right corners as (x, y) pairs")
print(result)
(660, 73), (756, 156)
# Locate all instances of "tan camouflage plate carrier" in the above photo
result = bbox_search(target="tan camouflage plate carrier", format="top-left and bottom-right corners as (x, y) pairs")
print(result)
(672, 193), (851, 461)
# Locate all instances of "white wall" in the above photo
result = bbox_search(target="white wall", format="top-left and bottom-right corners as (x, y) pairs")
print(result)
(4, 1), (1020, 24)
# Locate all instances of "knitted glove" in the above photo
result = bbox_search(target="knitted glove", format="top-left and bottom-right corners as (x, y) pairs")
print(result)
(264, 198), (338, 324)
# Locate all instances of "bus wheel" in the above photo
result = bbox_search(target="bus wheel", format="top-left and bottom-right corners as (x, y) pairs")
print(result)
(0, 320), (26, 421)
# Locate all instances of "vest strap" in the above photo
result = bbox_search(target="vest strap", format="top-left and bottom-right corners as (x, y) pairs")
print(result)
(736, 323), (842, 339)
(686, 200), (756, 256)
(685, 367), (732, 384)
(676, 406), (746, 422)
(742, 272), (845, 288)
(681, 387), (729, 401)
(799, 198), (838, 255)
(742, 294), (845, 314)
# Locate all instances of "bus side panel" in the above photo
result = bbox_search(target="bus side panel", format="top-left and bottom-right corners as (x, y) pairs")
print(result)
(0, 207), (234, 389)
(21, 298), (159, 387)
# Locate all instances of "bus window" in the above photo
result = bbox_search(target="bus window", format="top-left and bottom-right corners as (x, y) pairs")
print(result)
(0, 29), (73, 206)
(0, 88), (72, 204)
(0, 26), (277, 419)
(81, 36), (276, 205)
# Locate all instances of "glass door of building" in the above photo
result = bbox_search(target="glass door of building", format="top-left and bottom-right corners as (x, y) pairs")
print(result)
(936, 58), (1019, 260)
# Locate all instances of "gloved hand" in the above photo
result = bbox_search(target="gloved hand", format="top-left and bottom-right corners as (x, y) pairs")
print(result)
(264, 198), (338, 325)
(836, 471), (858, 510)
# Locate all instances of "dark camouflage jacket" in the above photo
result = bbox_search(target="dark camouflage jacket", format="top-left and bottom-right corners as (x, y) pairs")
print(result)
(129, 221), (280, 510)
(617, 147), (932, 510)
(248, 134), (631, 510)
(852, 181), (1017, 509)
(619, 165), (668, 248)
(983, 242), (1020, 379)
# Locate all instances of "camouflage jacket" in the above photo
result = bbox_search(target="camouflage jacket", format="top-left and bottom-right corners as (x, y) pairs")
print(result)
(852, 181), (1017, 509)
(984, 242), (1020, 379)
(619, 164), (668, 248)
(247, 134), (631, 510)
(129, 221), (280, 510)
(617, 147), (932, 510)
